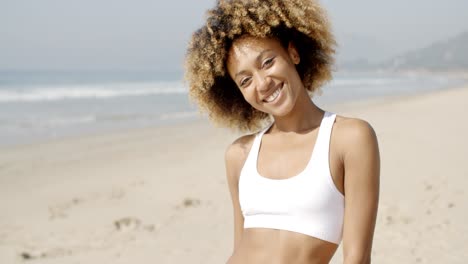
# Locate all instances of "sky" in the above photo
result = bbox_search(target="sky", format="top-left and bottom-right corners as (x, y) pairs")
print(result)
(1, 0), (467, 72)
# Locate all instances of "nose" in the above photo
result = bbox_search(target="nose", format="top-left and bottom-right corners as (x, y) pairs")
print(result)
(256, 74), (273, 93)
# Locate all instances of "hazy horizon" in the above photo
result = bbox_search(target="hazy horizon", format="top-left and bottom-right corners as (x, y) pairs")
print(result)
(1, 0), (467, 72)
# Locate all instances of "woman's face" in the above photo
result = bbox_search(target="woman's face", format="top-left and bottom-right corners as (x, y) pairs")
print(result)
(226, 35), (304, 117)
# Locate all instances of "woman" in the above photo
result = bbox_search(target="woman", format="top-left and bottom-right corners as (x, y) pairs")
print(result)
(185, 0), (380, 263)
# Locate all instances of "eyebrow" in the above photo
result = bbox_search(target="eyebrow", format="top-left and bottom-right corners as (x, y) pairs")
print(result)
(234, 49), (273, 79)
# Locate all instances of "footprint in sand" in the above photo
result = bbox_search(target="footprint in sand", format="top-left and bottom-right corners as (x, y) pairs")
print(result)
(113, 217), (155, 232)
(183, 197), (201, 208)
(48, 187), (128, 220)
(20, 247), (72, 260)
(114, 217), (141, 231)
(173, 197), (202, 210)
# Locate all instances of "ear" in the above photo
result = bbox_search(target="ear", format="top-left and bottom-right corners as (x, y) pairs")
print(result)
(287, 42), (300, 65)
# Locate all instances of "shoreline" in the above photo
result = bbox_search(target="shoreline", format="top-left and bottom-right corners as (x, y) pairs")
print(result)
(1, 71), (466, 149)
(2, 77), (467, 151)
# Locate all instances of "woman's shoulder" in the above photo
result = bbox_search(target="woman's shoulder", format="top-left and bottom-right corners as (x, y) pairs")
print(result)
(334, 115), (375, 134)
(225, 133), (256, 165)
(224, 133), (257, 179)
(333, 114), (379, 156)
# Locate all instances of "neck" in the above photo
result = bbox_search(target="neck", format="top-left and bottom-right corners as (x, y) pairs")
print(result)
(270, 89), (324, 133)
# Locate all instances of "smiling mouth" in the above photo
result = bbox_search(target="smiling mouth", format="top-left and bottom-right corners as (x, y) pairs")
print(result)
(263, 84), (283, 103)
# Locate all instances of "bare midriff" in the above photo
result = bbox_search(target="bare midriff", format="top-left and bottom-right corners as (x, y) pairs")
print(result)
(227, 228), (339, 264)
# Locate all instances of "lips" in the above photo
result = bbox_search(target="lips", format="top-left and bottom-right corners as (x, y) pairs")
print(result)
(262, 83), (283, 103)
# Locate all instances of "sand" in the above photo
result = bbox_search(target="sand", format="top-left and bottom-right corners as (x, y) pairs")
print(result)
(1, 85), (467, 263)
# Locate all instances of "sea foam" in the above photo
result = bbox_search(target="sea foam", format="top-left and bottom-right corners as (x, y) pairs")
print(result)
(0, 81), (186, 103)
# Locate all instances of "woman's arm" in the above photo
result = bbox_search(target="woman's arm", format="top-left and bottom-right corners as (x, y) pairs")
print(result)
(225, 135), (253, 251)
(340, 119), (380, 264)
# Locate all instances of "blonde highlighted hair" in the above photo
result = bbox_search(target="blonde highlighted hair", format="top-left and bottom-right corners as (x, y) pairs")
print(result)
(185, 0), (336, 131)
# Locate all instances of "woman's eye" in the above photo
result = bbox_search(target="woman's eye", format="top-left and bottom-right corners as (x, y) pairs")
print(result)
(262, 57), (274, 68)
(240, 77), (251, 87)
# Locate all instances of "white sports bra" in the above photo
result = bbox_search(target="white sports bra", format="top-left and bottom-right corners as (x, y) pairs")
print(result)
(238, 111), (344, 244)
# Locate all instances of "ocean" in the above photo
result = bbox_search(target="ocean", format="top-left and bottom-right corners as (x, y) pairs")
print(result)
(0, 70), (465, 147)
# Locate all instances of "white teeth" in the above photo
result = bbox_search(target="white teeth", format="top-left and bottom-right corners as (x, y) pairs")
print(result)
(264, 87), (282, 103)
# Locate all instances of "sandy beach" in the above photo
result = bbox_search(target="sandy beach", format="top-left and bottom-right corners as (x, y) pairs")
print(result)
(1, 84), (467, 263)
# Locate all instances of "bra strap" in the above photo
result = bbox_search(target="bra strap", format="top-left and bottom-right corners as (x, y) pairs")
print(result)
(314, 111), (336, 163)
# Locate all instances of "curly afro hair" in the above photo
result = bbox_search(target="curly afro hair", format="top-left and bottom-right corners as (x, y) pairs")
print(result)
(184, 0), (336, 131)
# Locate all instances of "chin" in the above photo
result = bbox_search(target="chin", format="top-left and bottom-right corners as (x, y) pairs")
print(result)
(269, 104), (295, 118)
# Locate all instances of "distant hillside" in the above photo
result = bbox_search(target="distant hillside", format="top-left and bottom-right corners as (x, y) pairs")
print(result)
(335, 33), (390, 66)
(380, 31), (468, 71)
